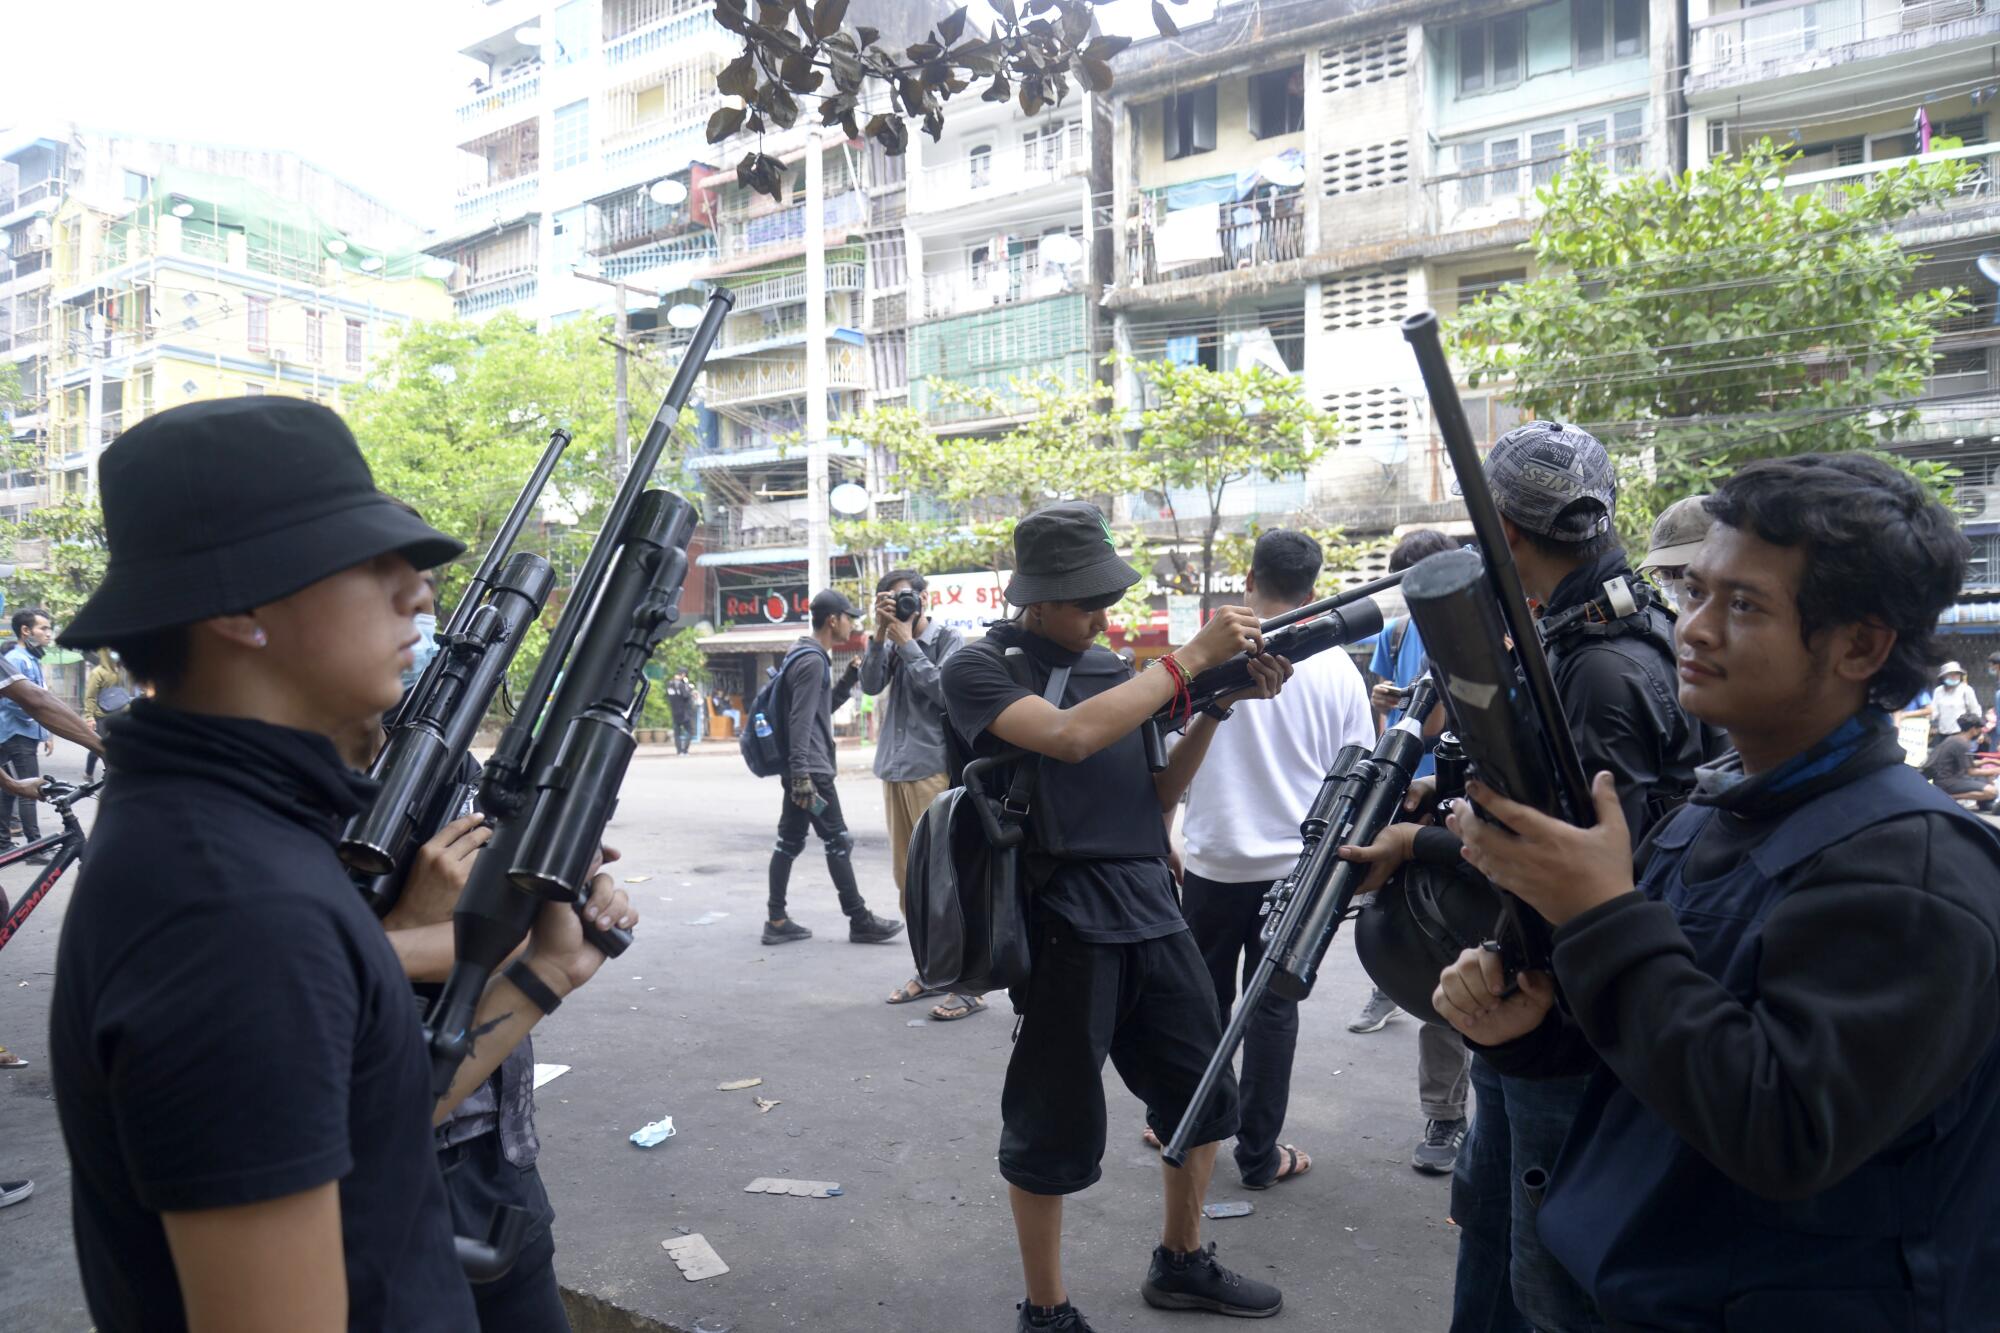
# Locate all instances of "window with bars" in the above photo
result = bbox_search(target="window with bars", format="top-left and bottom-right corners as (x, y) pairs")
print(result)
(1022, 119), (1080, 170)
(305, 309), (324, 364)
(553, 100), (590, 171)
(346, 318), (365, 368)
(246, 294), (269, 353)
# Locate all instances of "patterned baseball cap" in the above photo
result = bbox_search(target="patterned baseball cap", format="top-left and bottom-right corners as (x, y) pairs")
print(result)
(1473, 420), (1617, 541)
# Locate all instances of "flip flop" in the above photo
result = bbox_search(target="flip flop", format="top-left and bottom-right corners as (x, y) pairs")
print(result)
(930, 993), (987, 1022)
(1243, 1144), (1312, 1190)
(887, 978), (946, 1005)
(0, 1048), (26, 1069)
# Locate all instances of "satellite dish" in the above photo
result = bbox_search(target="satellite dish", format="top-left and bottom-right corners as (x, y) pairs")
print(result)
(358, 255), (385, 273)
(324, 238), (348, 257)
(829, 482), (871, 515)
(648, 178), (688, 207)
(170, 200), (195, 218)
(1978, 254), (2000, 288)
(421, 257), (457, 280)
(1039, 233), (1083, 266)
(514, 24), (543, 44)
(667, 302), (705, 329)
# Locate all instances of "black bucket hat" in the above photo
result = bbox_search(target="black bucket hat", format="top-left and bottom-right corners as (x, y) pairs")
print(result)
(1004, 501), (1141, 607)
(61, 398), (465, 649)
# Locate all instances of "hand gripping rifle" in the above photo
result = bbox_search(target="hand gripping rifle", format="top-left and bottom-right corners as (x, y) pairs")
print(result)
(1398, 310), (1596, 971)
(1160, 676), (1441, 1168)
(1149, 571), (1406, 727)
(338, 429), (570, 911)
(424, 288), (734, 1103)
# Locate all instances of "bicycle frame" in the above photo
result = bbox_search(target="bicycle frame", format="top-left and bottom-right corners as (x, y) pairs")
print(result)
(0, 780), (104, 953)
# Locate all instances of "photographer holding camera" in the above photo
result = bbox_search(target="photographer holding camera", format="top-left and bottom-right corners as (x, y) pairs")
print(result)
(862, 569), (973, 1019)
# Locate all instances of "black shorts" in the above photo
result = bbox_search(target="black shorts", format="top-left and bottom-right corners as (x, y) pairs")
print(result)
(999, 915), (1239, 1195)
(1938, 776), (1990, 796)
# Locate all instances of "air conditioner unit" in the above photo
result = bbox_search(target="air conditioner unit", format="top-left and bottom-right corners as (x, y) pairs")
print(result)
(1972, 485), (2000, 525)
(269, 348), (290, 364)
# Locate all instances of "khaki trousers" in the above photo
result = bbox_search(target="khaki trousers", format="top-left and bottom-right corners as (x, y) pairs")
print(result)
(883, 772), (951, 911)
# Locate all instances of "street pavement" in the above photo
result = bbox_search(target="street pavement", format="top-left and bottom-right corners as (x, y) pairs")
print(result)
(2, 739), (1461, 1333)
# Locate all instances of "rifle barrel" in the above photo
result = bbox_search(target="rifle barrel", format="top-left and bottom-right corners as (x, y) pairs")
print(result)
(1259, 567), (1408, 634)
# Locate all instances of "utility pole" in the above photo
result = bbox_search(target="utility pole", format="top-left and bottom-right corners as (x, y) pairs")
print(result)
(84, 313), (104, 501)
(805, 127), (830, 595)
(572, 269), (652, 479)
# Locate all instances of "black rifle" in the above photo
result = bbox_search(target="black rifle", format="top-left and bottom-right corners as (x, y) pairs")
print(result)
(339, 428), (570, 910)
(424, 288), (733, 1103)
(1399, 310), (1595, 970)
(1160, 677), (1440, 1168)
(1153, 573), (1403, 727)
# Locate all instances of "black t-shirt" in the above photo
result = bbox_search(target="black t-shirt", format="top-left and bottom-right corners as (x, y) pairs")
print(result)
(942, 625), (1184, 944)
(51, 703), (475, 1333)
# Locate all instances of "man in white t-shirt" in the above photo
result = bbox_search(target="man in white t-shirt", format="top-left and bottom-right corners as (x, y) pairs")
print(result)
(1173, 530), (1374, 1189)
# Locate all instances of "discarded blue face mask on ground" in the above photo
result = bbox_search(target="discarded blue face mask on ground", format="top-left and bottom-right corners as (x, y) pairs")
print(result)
(630, 1116), (678, 1148)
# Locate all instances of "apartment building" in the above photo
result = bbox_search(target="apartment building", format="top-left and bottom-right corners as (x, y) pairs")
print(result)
(1684, 0), (2000, 595)
(1, 126), (440, 514)
(430, 0), (729, 323)
(1101, 0), (1680, 539)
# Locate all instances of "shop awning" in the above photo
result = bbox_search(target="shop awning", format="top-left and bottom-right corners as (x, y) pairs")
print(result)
(696, 625), (810, 654)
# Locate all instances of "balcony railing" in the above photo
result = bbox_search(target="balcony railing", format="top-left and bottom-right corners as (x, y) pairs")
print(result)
(701, 346), (868, 407)
(1125, 189), (1305, 286)
(455, 276), (538, 316)
(916, 128), (1087, 212)
(605, 3), (718, 65)
(599, 232), (718, 281)
(1690, 0), (1995, 83)
(723, 261), (865, 312)
(922, 255), (1080, 319)
(1780, 141), (1999, 215)
(4, 176), (69, 215)
(1421, 138), (1645, 234)
(713, 498), (812, 549)
(455, 173), (541, 222)
(601, 120), (715, 176)
(457, 68), (541, 123)
(714, 192), (865, 261)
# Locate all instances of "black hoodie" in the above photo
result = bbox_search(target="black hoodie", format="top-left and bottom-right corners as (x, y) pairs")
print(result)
(50, 701), (475, 1332)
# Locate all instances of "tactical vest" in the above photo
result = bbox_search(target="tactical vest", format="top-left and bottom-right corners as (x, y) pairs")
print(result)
(1538, 763), (2000, 1331)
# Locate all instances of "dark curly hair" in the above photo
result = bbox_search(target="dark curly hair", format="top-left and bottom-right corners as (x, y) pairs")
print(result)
(1389, 528), (1458, 573)
(1704, 454), (1967, 711)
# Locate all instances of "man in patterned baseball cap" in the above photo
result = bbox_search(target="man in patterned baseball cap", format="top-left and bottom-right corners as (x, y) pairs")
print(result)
(1468, 418), (1618, 541)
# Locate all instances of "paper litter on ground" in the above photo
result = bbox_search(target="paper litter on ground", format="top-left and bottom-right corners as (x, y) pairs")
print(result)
(716, 1077), (762, 1091)
(661, 1233), (729, 1280)
(531, 1064), (570, 1090)
(743, 1177), (842, 1198)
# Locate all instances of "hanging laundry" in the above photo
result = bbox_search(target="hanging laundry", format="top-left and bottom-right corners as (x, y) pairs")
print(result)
(1916, 106), (1933, 154)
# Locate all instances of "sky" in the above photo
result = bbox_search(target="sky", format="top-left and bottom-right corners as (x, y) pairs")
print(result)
(0, 0), (1220, 233)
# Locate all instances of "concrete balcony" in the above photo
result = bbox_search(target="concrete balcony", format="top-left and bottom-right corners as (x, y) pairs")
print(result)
(1421, 137), (1645, 236)
(701, 342), (868, 408)
(722, 262), (864, 313)
(1124, 188), (1305, 287)
(1779, 140), (1999, 218)
(1689, 0), (2000, 97)
(604, 2), (722, 67)
(457, 67), (542, 127)
(454, 275), (539, 317)
(712, 193), (866, 264)
(598, 232), (718, 283)
(914, 131), (1088, 215)
(455, 173), (541, 224)
(921, 255), (1081, 319)
(600, 120), (715, 182)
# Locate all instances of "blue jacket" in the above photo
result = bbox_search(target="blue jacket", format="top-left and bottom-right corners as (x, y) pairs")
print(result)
(0, 645), (47, 743)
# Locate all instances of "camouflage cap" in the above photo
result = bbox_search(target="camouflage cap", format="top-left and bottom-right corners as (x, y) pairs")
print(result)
(1477, 420), (1616, 541)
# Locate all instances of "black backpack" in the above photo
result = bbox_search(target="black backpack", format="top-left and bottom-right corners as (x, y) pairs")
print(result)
(905, 652), (1069, 998)
(739, 644), (824, 778)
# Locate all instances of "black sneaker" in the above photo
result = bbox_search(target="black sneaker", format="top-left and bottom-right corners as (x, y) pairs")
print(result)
(23, 852), (52, 866)
(761, 918), (813, 945)
(1142, 1242), (1282, 1318)
(1411, 1117), (1467, 1176)
(1015, 1301), (1096, 1332)
(848, 911), (904, 944)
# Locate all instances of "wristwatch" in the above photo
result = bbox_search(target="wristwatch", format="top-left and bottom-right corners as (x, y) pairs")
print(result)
(503, 958), (563, 1016)
(1201, 703), (1234, 723)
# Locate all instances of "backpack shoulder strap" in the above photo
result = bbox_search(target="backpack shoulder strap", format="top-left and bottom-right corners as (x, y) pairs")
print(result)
(1000, 665), (1071, 817)
(1390, 615), (1410, 658)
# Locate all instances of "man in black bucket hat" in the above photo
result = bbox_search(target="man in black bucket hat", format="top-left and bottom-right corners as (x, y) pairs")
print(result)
(49, 398), (634, 1332)
(942, 501), (1293, 1330)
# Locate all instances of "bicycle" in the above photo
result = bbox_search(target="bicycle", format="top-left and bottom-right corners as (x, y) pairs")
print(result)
(0, 779), (105, 953)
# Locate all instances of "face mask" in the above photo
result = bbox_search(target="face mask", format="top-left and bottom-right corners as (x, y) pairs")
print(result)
(1946, 676), (1963, 688)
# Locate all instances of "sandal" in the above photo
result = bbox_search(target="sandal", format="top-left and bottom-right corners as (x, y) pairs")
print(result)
(887, 977), (945, 1005)
(1243, 1144), (1311, 1190)
(0, 1047), (25, 1069)
(930, 993), (987, 1022)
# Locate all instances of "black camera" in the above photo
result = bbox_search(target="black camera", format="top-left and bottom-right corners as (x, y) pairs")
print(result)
(894, 590), (923, 622)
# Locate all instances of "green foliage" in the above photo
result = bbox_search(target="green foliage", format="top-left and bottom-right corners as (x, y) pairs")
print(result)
(1452, 140), (1972, 540)
(344, 313), (695, 691)
(3, 498), (108, 627)
(1124, 358), (1337, 608)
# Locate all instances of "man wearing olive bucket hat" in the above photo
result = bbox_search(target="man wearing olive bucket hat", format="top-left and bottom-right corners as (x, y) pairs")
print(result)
(941, 501), (1294, 1330)
(47, 398), (632, 1331)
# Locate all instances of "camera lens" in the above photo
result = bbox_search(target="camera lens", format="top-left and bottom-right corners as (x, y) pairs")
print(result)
(895, 590), (922, 622)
